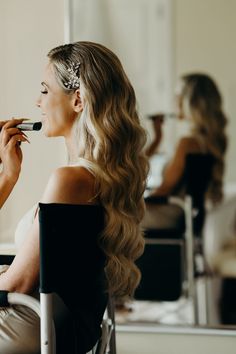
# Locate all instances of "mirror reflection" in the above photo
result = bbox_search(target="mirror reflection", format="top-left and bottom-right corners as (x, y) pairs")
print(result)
(69, 0), (236, 329)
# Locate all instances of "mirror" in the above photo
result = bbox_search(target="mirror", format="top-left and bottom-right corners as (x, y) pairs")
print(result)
(68, 0), (236, 330)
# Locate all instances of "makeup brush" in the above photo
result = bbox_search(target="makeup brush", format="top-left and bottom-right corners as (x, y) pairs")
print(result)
(15, 122), (42, 131)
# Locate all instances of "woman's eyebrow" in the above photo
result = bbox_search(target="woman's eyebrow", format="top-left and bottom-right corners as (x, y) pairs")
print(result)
(41, 81), (49, 88)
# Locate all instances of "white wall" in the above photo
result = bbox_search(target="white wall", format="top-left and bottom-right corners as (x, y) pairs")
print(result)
(117, 329), (236, 354)
(70, 0), (174, 151)
(0, 0), (67, 241)
(175, 0), (236, 183)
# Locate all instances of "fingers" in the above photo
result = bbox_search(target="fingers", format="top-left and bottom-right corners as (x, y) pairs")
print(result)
(0, 122), (29, 146)
(149, 113), (164, 120)
(1, 118), (25, 129)
(0, 120), (7, 129)
(7, 134), (29, 150)
(1, 128), (21, 146)
(0, 118), (26, 136)
(152, 114), (164, 123)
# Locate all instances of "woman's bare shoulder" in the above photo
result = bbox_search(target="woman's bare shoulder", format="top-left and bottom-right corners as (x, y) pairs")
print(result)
(54, 165), (94, 182)
(41, 166), (97, 204)
(177, 136), (202, 154)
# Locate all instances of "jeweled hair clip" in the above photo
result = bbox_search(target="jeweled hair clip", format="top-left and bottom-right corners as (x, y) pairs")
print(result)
(64, 62), (81, 90)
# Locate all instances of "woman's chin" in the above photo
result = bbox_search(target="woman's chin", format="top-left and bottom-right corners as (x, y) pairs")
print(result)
(42, 126), (51, 137)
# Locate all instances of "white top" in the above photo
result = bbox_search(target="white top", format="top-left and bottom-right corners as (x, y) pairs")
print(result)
(14, 204), (38, 250)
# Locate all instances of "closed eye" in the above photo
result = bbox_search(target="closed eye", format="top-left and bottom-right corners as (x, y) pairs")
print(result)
(41, 81), (49, 94)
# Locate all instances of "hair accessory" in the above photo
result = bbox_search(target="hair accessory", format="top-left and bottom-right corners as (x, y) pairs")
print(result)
(64, 62), (80, 89)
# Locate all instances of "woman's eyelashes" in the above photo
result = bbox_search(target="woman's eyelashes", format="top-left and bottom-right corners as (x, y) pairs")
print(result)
(40, 83), (48, 94)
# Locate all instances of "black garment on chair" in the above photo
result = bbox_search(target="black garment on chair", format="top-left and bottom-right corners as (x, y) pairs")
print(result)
(220, 278), (236, 325)
(184, 154), (214, 235)
(0, 255), (15, 265)
(39, 203), (108, 354)
(135, 153), (214, 302)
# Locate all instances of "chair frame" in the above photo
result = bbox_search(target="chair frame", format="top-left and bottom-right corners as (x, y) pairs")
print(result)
(0, 290), (115, 354)
(141, 194), (204, 325)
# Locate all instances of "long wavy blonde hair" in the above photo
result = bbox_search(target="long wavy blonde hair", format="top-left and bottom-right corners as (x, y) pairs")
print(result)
(180, 73), (228, 204)
(48, 41), (149, 299)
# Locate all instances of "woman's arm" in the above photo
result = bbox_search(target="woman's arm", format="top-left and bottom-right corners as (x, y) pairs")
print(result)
(0, 166), (96, 293)
(0, 174), (18, 209)
(0, 119), (27, 208)
(145, 115), (164, 158)
(149, 137), (191, 197)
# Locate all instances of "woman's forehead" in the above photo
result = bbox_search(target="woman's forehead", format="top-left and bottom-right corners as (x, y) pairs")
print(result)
(42, 62), (61, 90)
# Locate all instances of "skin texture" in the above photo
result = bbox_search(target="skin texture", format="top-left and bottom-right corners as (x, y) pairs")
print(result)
(0, 62), (97, 293)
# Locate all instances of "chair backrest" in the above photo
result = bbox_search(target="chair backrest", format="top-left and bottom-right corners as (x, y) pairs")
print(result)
(185, 153), (214, 207)
(135, 242), (183, 301)
(38, 203), (108, 354)
(184, 153), (214, 235)
(0, 255), (15, 265)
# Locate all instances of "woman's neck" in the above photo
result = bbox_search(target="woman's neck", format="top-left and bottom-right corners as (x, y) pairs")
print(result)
(65, 130), (78, 164)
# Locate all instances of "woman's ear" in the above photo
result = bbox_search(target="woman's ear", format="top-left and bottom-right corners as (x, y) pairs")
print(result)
(72, 89), (83, 113)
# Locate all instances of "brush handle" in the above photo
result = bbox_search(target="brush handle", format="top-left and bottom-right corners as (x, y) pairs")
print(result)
(15, 122), (42, 131)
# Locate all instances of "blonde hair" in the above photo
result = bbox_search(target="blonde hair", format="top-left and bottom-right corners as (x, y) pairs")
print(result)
(48, 41), (149, 299)
(180, 73), (227, 204)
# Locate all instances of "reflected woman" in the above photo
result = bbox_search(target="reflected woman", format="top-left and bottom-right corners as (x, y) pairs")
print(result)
(146, 73), (228, 204)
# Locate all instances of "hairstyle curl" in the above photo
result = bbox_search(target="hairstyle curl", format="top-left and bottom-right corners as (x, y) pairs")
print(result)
(48, 41), (149, 299)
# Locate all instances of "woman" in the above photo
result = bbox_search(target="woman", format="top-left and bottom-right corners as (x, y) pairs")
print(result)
(0, 119), (27, 208)
(0, 41), (149, 353)
(146, 73), (227, 204)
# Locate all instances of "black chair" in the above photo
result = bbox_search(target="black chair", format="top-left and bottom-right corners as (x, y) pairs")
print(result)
(0, 254), (15, 266)
(220, 278), (236, 325)
(184, 154), (214, 237)
(0, 203), (116, 354)
(135, 154), (214, 324)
